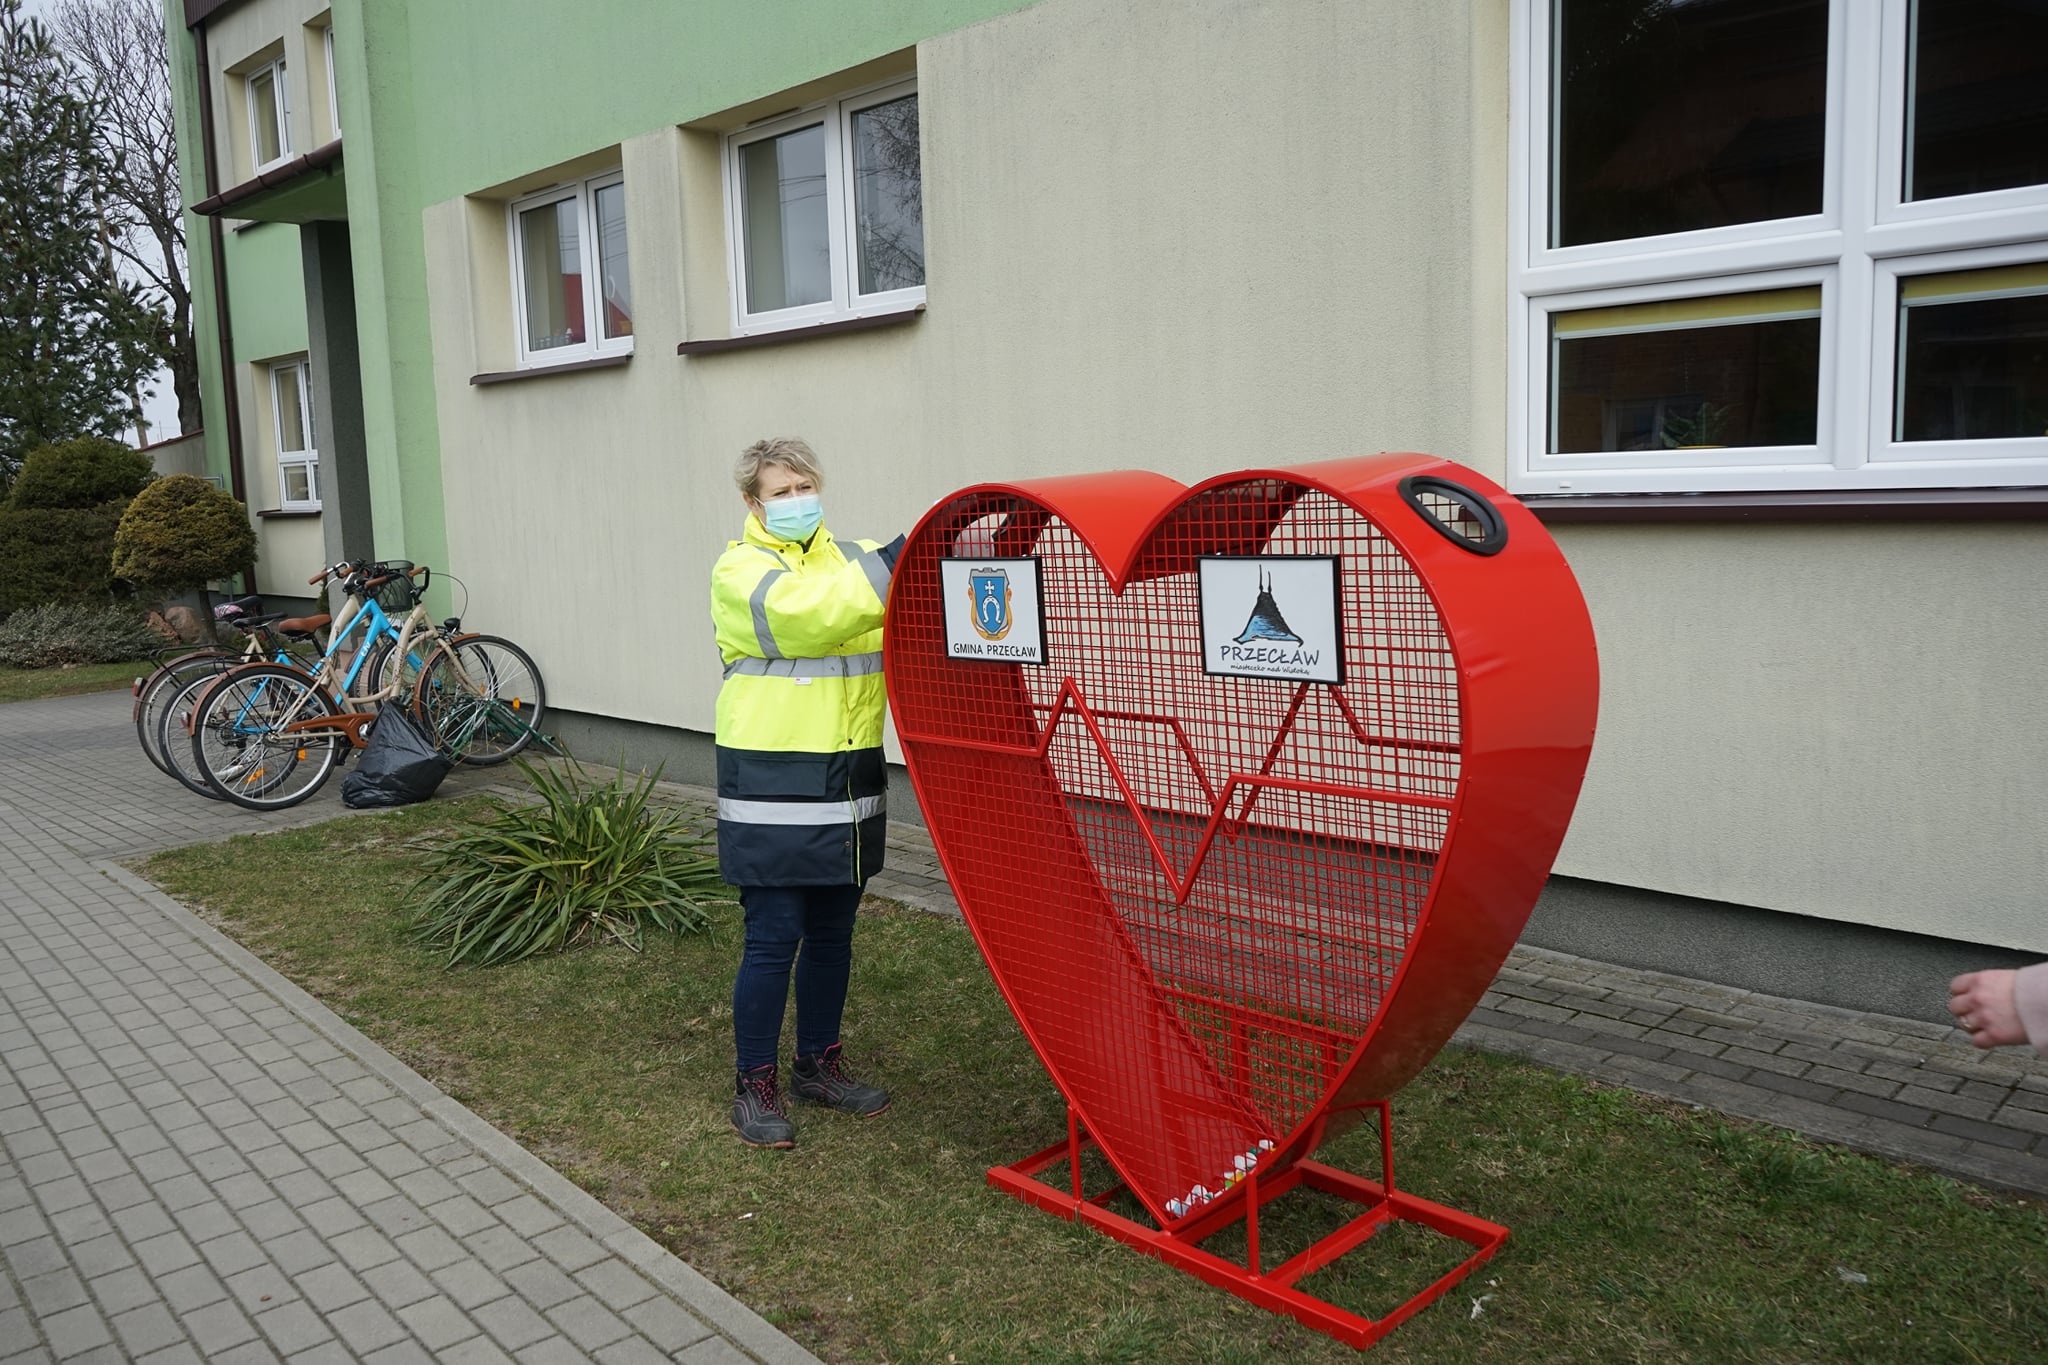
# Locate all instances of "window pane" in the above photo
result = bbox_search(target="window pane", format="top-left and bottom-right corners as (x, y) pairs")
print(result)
(519, 198), (586, 352)
(251, 67), (283, 164)
(739, 124), (830, 313)
(274, 366), (307, 454)
(1897, 267), (2048, 441)
(593, 181), (631, 339)
(1906, 0), (2048, 202)
(851, 94), (923, 295)
(1552, 292), (1822, 452)
(325, 27), (339, 137)
(282, 463), (312, 504)
(1552, 0), (1828, 247)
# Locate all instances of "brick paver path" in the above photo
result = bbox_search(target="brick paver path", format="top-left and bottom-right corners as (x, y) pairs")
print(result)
(2, 691), (818, 1364)
(8, 686), (2044, 1362)
(856, 796), (2048, 1199)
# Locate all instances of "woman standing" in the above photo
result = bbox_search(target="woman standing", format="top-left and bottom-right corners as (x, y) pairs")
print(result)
(709, 438), (904, 1148)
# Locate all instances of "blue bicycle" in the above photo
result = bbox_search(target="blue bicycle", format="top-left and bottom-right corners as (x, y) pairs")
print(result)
(184, 560), (544, 810)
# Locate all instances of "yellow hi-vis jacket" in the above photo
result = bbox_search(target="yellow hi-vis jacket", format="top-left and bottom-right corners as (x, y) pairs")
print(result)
(710, 514), (898, 886)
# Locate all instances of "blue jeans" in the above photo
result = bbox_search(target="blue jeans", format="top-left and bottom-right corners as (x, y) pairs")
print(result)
(732, 883), (865, 1072)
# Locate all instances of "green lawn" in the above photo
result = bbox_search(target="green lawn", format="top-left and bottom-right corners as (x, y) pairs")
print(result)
(0, 659), (146, 704)
(141, 801), (2048, 1364)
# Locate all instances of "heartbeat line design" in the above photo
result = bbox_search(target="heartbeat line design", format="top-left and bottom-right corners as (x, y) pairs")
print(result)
(905, 678), (1459, 906)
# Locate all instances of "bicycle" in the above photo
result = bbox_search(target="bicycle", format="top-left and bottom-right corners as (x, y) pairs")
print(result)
(132, 610), (325, 781)
(145, 613), (330, 798)
(184, 560), (545, 809)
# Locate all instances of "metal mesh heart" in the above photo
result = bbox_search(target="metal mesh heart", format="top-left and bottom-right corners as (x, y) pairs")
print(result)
(886, 455), (1597, 1223)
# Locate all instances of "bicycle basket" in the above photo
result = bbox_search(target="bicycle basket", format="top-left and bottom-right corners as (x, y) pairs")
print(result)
(371, 561), (425, 612)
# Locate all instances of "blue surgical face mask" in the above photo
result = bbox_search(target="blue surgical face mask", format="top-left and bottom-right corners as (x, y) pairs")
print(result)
(761, 492), (823, 543)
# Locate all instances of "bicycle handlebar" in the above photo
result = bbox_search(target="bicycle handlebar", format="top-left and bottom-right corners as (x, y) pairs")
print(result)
(310, 559), (434, 590)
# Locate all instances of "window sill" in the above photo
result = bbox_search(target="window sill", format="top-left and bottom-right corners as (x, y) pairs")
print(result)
(471, 353), (632, 386)
(256, 507), (322, 519)
(678, 304), (924, 356)
(1519, 487), (2048, 523)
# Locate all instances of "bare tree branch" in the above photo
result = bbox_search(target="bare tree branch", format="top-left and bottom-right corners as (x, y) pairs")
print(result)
(50, 0), (197, 435)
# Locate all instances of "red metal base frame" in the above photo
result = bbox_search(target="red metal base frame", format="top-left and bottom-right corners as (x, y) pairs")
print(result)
(986, 1104), (1505, 1351)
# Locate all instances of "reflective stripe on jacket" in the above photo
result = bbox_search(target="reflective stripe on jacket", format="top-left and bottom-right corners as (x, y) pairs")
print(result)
(710, 515), (892, 886)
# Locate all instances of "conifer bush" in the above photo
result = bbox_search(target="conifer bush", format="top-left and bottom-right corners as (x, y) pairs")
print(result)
(111, 473), (256, 597)
(410, 762), (730, 968)
(6, 437), (152, 509)
(0, 437), (156, 613)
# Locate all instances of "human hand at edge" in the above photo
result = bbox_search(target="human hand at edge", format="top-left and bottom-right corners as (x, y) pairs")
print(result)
(878, 533), (907, 570)
(1949, 970), (2026, 1049)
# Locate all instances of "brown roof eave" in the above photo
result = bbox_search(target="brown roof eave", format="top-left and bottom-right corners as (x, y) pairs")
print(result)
(184, 0), (249, 28)
(190, 140), (344, 216)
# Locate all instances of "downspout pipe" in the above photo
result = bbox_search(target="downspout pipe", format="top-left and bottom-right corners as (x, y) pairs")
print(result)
(191, 22), (246, 512)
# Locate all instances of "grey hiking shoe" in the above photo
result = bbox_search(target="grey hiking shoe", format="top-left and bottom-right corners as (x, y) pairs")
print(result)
(731, 1065), (795, 1148)
(790, 1043), (890, 1117)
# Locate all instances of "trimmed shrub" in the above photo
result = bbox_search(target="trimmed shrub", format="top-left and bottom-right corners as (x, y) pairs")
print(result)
(7, 437), (154, 510)
(111, 474), (257, 592)
(0, 503), (128, 613)
(0, 603), (162, 669)
(410, 762), (730, 967)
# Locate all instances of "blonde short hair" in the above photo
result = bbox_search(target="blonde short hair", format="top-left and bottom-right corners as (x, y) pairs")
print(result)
(733, 437), (825, 501)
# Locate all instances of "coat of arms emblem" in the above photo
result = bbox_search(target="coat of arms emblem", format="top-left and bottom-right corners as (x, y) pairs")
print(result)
(970, 567), (1013, 640)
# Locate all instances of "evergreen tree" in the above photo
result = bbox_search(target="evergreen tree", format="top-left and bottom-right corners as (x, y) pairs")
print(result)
(0, 0), (156, 488)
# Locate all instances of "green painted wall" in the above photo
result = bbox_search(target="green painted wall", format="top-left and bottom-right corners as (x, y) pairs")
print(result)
(165, 11), (228, 485)
(223, 224), (310, 362)
(395, 1), (1043, 203)
(167, 11), (308, 478)
(326, 0), (1039, 589)
(178, 0), (1042, 590)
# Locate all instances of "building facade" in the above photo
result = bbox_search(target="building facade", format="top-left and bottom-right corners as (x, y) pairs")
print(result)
(169, 0), (2048, 1016)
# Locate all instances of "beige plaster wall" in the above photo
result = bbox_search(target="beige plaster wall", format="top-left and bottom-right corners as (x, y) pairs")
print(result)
(206, 0), (339, 183)
(425, 0), (1504, 716)
(248, 515), (325, 601)
(419, 0), (2046, 949)
(1554, 522), (2048, 949)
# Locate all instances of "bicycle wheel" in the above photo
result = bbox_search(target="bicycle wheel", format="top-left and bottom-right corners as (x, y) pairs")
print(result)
(157, 667), (240, 800)
(412, 634), (546, 766)
(367, 625), (437, 707)
(189, 664), (344, 810)
(133, 650), (237, 776)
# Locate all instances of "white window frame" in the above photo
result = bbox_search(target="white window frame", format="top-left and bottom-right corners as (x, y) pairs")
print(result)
(1870, 241), (2048, 467)
(1533, 268), (1839, 484)
(722, 77), (924, 336)
(1510, 0), (2048, 494)
(323, 25), (339, 140)
(245, 57), (291, 174)
(269, 359), (318, 511)
(506, 169), (632, 369)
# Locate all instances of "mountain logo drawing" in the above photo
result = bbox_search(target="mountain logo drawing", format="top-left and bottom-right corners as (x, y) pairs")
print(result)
(1234, 567), (1302, 645)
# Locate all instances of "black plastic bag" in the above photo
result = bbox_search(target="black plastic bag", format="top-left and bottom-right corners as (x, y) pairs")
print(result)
(341, 703), (452, 809)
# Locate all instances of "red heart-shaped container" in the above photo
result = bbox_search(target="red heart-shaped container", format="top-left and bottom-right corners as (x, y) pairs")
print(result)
(886, 453), (1597, 1346)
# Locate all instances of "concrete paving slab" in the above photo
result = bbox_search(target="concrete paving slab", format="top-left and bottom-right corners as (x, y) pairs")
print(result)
(1, 691), (819, 1364)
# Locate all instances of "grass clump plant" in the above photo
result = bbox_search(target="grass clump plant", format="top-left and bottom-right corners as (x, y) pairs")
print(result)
(411, 761), (731, 967)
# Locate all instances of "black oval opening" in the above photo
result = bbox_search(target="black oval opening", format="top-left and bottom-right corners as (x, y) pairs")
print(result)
(1397, 476), (1509, 556)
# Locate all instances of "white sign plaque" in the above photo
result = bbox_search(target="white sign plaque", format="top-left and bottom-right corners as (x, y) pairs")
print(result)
(940, 557), (1046, 664)
(1197, 556), (1344, 684)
